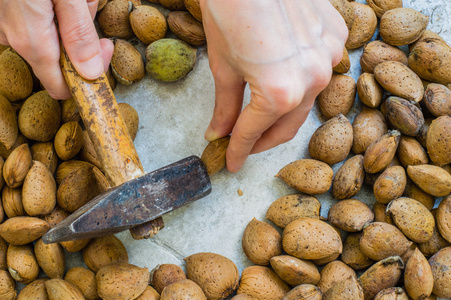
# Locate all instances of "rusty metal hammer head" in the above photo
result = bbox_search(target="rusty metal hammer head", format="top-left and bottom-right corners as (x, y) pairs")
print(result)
(42, 156), (211, 243)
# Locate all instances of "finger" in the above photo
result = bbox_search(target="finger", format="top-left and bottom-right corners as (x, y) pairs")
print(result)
(87, 0), (99, 20)
(205, 56), (246, 142)
(250, 94), (316, 154)
(99, 38), (114, 71)
(53, 0), (104, 80)
(226, 86), (301, 172)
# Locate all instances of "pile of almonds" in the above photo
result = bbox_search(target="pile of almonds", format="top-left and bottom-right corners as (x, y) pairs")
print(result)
(0, 0), (451, 299)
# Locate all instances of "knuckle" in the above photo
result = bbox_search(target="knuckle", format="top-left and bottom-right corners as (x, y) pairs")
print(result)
(260, 80), (301, 115)
(64, 21), (96, 47)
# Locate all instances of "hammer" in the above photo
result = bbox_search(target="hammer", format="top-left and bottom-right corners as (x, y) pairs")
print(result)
(42, 47), (215, 243)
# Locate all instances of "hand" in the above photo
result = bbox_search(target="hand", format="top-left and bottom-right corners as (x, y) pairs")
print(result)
(0, 0), (114, 100)
(200, 0), (348, 172)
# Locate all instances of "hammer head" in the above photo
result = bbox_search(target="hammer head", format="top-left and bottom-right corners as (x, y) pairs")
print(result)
(42, 156), (211, 243)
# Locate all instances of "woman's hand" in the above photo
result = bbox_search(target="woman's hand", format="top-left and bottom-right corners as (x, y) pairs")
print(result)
(0, 0), (113, 100)
(200, 0), (348, 172)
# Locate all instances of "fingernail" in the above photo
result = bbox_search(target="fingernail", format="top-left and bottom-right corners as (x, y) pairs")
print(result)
(78, 54), (104, 79)
(205, 125), (220, 142)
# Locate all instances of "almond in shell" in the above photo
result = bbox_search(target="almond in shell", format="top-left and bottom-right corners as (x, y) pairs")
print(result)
(317, 260), (357, 294)
(283, 218), (342, 263)
(201, 136), (230, 176)
(352, 107), (388, 154)
(237, 266), (289, 300)
(270, 255), (320, 286)
(397, 136), (428, 167)
(276, 159), (333, 194)
(332, 154), (365, 200)
(7, 244), (39, 283)
(0, 48), (33, 102)
(34, 238), (65, 279)
(436, 195), (451, 243)
(54, 121), (83, 161)
(0, 216), (49, 245)
(82, 235), (129, 273)
(168, 11), (206, 46)
(96, 263), (150, 300)
(341, 232), (374, 270)
(317, 75), (356, 120)
(17, 278), (48, 300)
(97, 0), (133, 38)
(323, 275), (364, 300)
(407, 164), (451, 197)
(151, 264), (186, 294)
(185, 252), (239, 300)
(118, 102), (139, 141)
(308, 113), (353, 165)
(64, 267), (99, 300)
(184, 0), (202, 22)
(111, 39), (145, 85)
(2, 143), (32, 188)
(360, 40), (408, 74)
(429, 247), (451, 298)
(424, 83), (451, 117)
(380, 8), (429, 46)
(30, 142), (58, 174)
(60, 97), (81, 123)
(0, 94), (18, 150)
(161, 279), (206, 300)
(333, 47), (351, 74)
(357, 73), (383, 108)
(367, 0), (402, 18)
(242, 218), (282, 266)
(364, 130), (401, 173)
(45, 279), (85, 300)
(426, 116), (451, 166)
(409, 38), (451, 85)
(266, 194), (320, 228)
(359, 256), (404, 300)
(372, 202), (394, 225)
(283, 284), (322, 300)
(22, 160), (56, 216)
(328, 199), (374, 232)
(329, 0), (355, 30)
(374, 287), (409, 300)
(374, 62), (424, 103)
(0, 270), (15, 300)
(345, 3), (377, 49)
(373, 166), (407, 204)
(130, 5), (167, 45)
(404, 248), (434, 299)
(359, 222), (412, 261)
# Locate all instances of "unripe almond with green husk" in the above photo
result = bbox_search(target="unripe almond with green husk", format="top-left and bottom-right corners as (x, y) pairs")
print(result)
(0, 95), (18, 150)
(0, 49), (33, 102)
(168, 11), (206, 46)
(146, 38), (197, 82)
(380, 8), (429, 46)
(111, 39), (145, 85)
(97, 0), (133, 38)
(185, 252), (240, 299)
(130, 5), (167, 45)
(2, 143), (32, 188)
(364, 130), (400, 174)
(427, 116), (451, 166)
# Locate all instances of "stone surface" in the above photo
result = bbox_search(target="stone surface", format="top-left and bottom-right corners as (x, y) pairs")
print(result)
(64, 0), (450, 298)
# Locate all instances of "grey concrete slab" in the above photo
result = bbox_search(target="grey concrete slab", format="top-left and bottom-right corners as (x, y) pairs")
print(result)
(64, 0), (451, 298)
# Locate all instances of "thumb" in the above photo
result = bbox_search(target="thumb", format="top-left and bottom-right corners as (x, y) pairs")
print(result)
(53, 0), (104, 80)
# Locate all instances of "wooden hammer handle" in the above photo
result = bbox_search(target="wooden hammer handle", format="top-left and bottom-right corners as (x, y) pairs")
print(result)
(60, 47), (163, 239)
